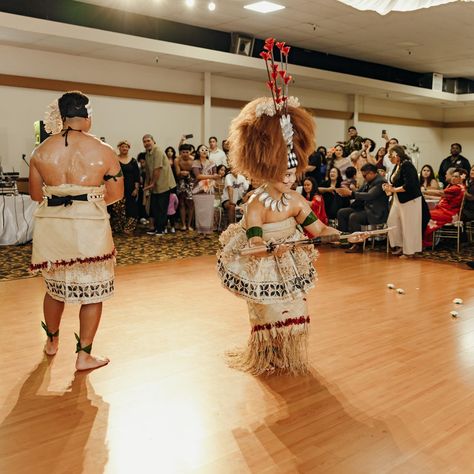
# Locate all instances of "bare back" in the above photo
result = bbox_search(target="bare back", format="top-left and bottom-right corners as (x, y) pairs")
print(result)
(32, 132), (115, 186)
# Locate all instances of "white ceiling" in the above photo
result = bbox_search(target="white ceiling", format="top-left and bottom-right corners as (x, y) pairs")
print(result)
(79, 0), (474, 79)
(1, 2), (474, 107)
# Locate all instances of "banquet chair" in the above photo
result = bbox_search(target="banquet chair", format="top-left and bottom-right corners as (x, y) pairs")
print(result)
(432, 197), (465, 253)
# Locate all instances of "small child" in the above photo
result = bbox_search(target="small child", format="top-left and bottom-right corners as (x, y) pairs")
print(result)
(165, 192), (179, 234)
(341, 166), (357, 190)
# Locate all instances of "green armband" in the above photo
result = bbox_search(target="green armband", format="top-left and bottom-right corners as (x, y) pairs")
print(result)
(246, 226), (263, 239)
(104, 169), (123, 181)
(301, 212), (318, 227)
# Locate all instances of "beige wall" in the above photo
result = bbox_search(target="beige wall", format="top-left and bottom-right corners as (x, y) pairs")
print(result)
(0, 44), (473, 176)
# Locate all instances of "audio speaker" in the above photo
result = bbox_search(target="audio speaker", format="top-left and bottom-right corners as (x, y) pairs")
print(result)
(230, 33), (255, 57)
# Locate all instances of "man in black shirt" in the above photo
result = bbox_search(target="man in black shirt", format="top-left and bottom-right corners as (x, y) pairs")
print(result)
(305, 149), (323, 184)
(438, 143), (470, 187)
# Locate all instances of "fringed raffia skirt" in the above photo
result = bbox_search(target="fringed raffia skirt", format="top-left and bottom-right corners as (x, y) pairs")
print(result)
(218, 218), (317, 375)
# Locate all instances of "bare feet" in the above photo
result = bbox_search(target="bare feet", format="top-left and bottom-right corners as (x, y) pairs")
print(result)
(44, 337), (59, 356)
(75, 352), (110, 371)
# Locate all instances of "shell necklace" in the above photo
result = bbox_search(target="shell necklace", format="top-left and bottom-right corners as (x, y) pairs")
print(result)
(250, 184), (291, 212)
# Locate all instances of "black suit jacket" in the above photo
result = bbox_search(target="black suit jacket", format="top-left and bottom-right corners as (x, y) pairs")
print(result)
(351, 174), (389, 224)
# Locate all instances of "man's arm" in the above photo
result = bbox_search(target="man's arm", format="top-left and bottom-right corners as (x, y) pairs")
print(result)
(28, 153), (44, 202)
(103, 147), (124, 205)
(352, 182), (385, 201)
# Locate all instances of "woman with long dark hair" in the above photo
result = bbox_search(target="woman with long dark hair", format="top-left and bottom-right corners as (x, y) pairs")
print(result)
(319, 167), (349, 221)
(419, 164), (440, 191)
(301, 177), (328, 224)
(383, 145), (424, 257)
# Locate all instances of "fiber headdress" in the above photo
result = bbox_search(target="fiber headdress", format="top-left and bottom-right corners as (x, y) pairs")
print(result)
(228, 38), (315, 182)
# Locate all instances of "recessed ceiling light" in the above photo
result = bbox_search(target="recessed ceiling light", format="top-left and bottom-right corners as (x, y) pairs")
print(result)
(208, 1), (216, 11)
(185, 0), (195, 7)
(244, 1), (285, 13)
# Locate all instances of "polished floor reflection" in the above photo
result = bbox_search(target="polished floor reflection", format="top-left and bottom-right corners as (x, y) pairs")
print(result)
(1, 251), (474, 473)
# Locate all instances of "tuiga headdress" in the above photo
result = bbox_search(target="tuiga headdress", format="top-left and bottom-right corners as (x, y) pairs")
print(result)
(258, 38), (299, 169)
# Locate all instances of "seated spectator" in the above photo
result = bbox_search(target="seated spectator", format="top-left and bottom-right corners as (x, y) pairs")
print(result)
(221, 168), (249, 224)
(423, 167), (465, 247)
(438, 143), (471, 188)
(301, 177), (328, 224)
(461, 165), (474, 222)
(329, 144), (351, 179)
(377, 165), (387, 178)
(341, 166), (357, 190)
(336, 163), (389, 253)
(319, 167), (350, 222)
(419, 164), (440, 191)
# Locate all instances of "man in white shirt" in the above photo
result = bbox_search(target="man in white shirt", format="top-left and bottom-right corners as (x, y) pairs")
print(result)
(209, 136), (228, 167)
(221, 169), (249, 224)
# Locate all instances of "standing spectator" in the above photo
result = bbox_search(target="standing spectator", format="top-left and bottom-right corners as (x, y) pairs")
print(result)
(175, 143), (195, 231)
(383, 145), (424, 257)
(419, 164), (440, 191)
(143, 134), (176, 236)
(165, 192), (178, 234)
(461, 165), (474, 222)
(222, 139), (230, 163)
(221, 168), (249, 224)
(336, 163), (389, 253)
(438, 143), (470, 188)
(136, 154), (149, 224)
(338, 126), (364, 157)
(109, 140), (140, 235)
(305, 147), (325, 185)
(301, 177), (327, 224)
(165, 146), (178, 186)
(374, 146), (387, 169)
(192, 144), (219, 235)
(423, 168), (465, 246)
(382, 136), (399, 175)
(208, 136), (228, 167)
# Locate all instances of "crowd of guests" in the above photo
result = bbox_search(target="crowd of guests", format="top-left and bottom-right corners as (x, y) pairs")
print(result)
(107, 125), (474, 260)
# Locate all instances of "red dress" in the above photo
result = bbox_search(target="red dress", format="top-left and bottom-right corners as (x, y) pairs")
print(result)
(308, 194), (328, 225)
(423, 184), (464, 246)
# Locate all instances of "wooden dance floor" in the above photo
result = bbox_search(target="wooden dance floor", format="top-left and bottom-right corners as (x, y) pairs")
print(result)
(1, 249), (474, 473)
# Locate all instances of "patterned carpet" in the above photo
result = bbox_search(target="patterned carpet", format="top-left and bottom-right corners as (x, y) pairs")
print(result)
(0, 228), (221, 281)
(0, 229), (473, 282)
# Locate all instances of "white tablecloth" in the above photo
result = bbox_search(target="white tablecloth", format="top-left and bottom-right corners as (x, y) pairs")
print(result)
(0, 194), (37, 245)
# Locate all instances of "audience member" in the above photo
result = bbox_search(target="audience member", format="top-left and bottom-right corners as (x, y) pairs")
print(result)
(208, 136), (228, 167)
(360, 138), (376, 164)
(377, 165), (387, 178)
(423, 167), (465, 247)
(143, 134), (176, 236)
(319, 167), (350, 222)
(341, 166), (357, 190)
(165, 191), (178, 234)
(301, 177), (328, 224)
(382, 136), (399, 175)
(438, 143), (471, 188)
(136, 154), (149, 223)
(165, 146), (178, 185)
(383, 145), (425, 257)
(175, 143), (195, 231)
(338, 126), (364, 156)
(329, 144), (351, 178)
(419, 164), (440, 191)
(221, 168), (249, 224)
(374, 147), (386, 169)
(336, 163), (389, 253)
(192, 144), (220, 235)
(305, 149), (323, 184)
(109, 140), (140, 235)
(461, 165), (474, 222)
